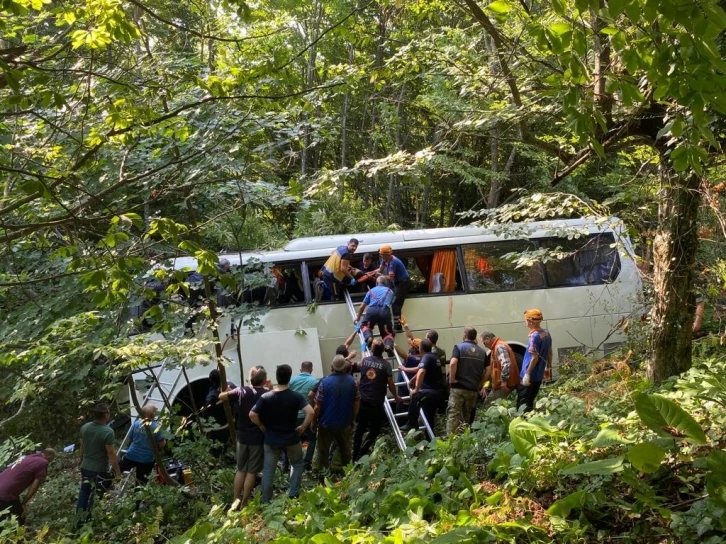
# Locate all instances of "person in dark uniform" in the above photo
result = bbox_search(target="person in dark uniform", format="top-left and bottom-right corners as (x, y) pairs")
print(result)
(400, 339), (447, 434)
(353, 339), (401, 461)
(447, 327), (488, 435)
(378, 245), (411, 331)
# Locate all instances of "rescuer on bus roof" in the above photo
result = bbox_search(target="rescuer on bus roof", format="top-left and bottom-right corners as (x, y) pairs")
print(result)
(321, 238), (359, 301)
(377, 244), (411, 332)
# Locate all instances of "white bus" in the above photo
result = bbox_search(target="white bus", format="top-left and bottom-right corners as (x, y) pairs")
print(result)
(128, 216), (642, 417)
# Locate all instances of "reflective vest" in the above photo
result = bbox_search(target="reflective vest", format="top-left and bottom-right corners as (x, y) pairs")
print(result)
(490, 338), (520, 389)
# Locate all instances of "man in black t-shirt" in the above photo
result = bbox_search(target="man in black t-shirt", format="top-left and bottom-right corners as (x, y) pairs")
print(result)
(401, 339), (447, 435)
(219, 366), (268, 509)
(353, 339), (401, 461)
(250, 365), (313, 502)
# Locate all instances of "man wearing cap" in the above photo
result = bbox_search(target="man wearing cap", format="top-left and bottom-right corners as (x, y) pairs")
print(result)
(518, 309), (553, 412)
(378, 245), (411, 331)
(480, 332), (519, 407)
(447, 327), (488, 435)
(322, 239), (359, 301)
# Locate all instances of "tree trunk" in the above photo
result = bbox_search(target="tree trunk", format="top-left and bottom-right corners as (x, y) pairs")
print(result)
(648, 169), (700, 382)
(300, 0), (322, 178)
(339, 44), (354, 199)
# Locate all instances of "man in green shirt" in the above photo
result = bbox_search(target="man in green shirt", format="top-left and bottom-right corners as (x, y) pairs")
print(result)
(76, 403), (121, 524)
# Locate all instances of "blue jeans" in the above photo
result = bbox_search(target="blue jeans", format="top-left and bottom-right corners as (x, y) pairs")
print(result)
(261, 443), (304, 503)
(283, 417), (316, 469)
(76, 468), (114, 522)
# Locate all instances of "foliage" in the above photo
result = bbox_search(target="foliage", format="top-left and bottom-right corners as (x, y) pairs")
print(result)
(6, 348), (725, 543)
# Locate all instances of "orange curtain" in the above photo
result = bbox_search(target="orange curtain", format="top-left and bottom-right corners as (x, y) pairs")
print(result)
(428, 250), (457, 293)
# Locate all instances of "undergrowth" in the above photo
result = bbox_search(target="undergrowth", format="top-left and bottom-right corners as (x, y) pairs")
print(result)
(4, 339), (726, 543)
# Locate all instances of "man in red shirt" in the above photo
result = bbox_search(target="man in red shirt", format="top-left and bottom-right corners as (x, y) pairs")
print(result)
(0, 448), (55, 524)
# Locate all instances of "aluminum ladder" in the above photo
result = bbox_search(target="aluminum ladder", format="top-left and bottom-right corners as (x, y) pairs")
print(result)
(343, 290), (435, 451)
(119, 359), (184, 452)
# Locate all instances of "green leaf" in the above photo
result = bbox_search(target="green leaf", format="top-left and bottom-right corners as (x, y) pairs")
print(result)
(487, 0), (513, 14)
(509, 418), (538, 458)
(561, 456), (624, 476)
(549, 22), (571, 36)
(633, 393), (708, 445)
(311, 534), (342, 544)
(547, 490), (586, 517)
(627, 442), (666, 473)
(706, 450), (726, 507)
(592, 425), (633, 448)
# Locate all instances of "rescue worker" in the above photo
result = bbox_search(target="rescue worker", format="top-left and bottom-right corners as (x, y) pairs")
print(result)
(447, 327), (488, 435)
(322, 238), (359, 300)
(518, 309), (553, 412)
(400, 339), (447, 434)
(354, 276), (395, 342)
(353, 339), (401, 461)
(377, 245), (411, 331)
(479, 331), (519, 407)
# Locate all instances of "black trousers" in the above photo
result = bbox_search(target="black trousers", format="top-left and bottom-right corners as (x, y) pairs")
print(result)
(363, 306), (394, 339)
(353, 403), (387, 461)
(392, 278), (412, 325)
(0, 499), (23, 524)
(120, 455), (156, 485)
(407, 389), (443, 432)
(517, 381), (542, 412)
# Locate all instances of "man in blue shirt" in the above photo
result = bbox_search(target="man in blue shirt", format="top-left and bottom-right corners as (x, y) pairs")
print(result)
(517, 309), (553, 413)
(120, 404), (166, 485)
(321, 238), (359, 300)
(312, 355), (360, 474)
(354, 276), (395, 342)
(288, 361), (319, 470)
(378, 245), (411, 331)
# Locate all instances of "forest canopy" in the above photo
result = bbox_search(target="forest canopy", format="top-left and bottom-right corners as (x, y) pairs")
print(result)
(1, 0), (726, 541)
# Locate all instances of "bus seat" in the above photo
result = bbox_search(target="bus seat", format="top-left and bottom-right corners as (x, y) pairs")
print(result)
(431, 272), (445, 293)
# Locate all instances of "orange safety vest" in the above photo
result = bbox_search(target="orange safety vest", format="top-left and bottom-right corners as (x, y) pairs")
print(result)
(490, 338), (520, 389)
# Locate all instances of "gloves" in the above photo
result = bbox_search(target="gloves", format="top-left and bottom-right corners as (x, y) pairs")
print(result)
(354, 320), (361, 332)
(522, 374), (531, 387)
(350, 278), (357, 285)
(360, 342), (367, 354)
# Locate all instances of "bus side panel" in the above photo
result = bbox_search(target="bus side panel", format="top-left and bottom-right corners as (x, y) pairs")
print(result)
(237, 327), (324, 380)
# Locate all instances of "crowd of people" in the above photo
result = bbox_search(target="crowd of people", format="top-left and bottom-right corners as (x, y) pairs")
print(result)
(0, 232), (553, 523)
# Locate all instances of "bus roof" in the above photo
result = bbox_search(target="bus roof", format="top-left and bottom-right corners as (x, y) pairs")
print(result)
(169, 216), (623, 271)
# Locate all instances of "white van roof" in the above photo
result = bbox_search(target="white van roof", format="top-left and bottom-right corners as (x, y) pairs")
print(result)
(169, 217), (622, 271)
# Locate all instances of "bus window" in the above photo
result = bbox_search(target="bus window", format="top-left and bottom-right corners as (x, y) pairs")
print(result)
(271, 265), (305, 305)
(400, 249), (463, 296)
(463, 241), (545, 292)
(542, 233), (621, 287)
